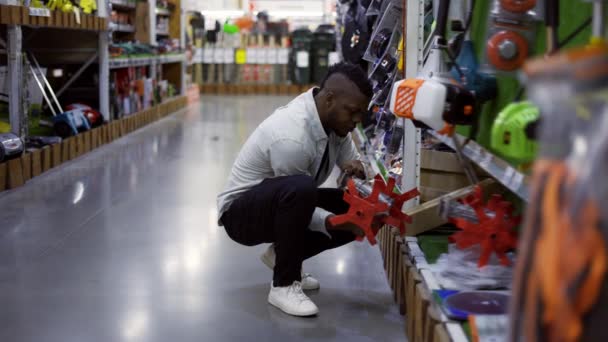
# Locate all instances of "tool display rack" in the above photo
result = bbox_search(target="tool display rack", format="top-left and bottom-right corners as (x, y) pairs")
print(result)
(361, 0), (534, 340)
(367, 0), (607, 341)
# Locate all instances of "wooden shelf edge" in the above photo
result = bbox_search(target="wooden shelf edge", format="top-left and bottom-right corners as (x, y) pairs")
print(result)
(0, 5), (108, 31)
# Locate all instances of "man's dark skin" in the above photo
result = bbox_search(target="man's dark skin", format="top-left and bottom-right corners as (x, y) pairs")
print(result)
(313, 73), (385, 237)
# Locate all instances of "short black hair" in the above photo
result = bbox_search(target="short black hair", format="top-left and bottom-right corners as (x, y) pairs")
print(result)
(320, 62), (373, 99)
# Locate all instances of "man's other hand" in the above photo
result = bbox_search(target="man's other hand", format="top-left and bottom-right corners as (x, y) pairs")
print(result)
(341, 160), (365, 179)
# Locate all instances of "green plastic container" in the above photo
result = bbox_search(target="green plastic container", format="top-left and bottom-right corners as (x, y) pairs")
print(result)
(290, 28), (313, 85)
(311, 25), (336, 84)
(490, 101), (540, 164)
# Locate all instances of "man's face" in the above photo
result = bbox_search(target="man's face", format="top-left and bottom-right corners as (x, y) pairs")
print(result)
(327, 91), (370, 137)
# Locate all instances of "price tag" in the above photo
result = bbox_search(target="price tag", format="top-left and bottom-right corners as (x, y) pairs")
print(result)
(29, 7), (51, 17)
(414, 256), (429, 268)
(235, 48), (247, 65)
(510, 171), (524, 191)
(502, 166), (515, 188)
(296, 51), (310, 68)
(479, 151), (493, 169)
(278, 48), (289, 65)
(267, 48), (278, 64)
(408, 242), (424, 257)
(224, 48), (234, 64)
(258, 48), (268, 64)
(328, 51), (341, 66)
(246, 48), (257, 64)
(203, 48), (214, 64)
(213, 48), (224, 64)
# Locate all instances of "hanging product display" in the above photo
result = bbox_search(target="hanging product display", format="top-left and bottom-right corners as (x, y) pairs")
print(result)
(341, 0), (373, 65)
(363, 1), (402, 62)
(484, 1), (538, 73)
(390, 0), (476, 135)
(490, 101), (539, 165)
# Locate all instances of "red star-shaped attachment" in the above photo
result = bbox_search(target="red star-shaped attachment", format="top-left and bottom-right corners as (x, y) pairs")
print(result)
(329, 175), (419, 245)
(448, 186), (520, 268)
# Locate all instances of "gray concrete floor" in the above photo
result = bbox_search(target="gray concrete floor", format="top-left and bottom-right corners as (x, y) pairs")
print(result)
(0, 95), (406, 342)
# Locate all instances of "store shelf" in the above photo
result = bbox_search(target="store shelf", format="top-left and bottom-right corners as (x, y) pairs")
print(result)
(155, 8), (171, 16)
(109, 54), (185, 69)
(110, 0), (136, 10)
(0, 5), (108, 31)
(109, 22), (135, 33)
(110, 56), (155, 69)
(156, 30), (170, 36)
(428, 130), (530, 202)
(158, 54), (185, 64)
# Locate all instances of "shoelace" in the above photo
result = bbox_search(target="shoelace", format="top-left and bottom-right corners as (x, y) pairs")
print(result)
(288, 281), (309, 303)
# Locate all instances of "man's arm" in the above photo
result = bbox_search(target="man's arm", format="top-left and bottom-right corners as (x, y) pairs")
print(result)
(336, 134), (366, 179)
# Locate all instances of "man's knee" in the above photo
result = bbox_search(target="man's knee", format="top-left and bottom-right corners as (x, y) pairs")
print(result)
(278, 175), (317, 207)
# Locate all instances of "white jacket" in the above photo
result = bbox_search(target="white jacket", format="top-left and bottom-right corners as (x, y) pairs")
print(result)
(217, 88), (360, 235)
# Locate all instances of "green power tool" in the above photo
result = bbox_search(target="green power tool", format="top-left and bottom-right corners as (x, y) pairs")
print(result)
(491, 101), (540, 166)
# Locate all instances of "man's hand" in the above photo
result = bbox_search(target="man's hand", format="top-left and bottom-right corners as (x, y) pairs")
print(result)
(341, 160), (366, 179)
(325, 212), (387, 238)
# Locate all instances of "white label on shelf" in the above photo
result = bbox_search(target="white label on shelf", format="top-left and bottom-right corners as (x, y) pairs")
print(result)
(203, 48), (214, 64)
(420, 269), (440, 290)
(258, 48), (268, 64)
(213, 48), (224, 64)
(267, 48), (278, 64)
(224, 48), (234, 64)
(328, 51), (341, 66)
(74, 8), (81, 25)
(510, 171), (524, 191)
(480, 151), (493, 169)
(246, 48), (257, 64)
(445, 323), (469, 342)
(296, 51), (309, 68)
(29, 7), (51, 17)
(502, 166), (515, 188)
(408, 242), (424, 257)
(278, 48), (289, 65)
(414, 256), (429, 268)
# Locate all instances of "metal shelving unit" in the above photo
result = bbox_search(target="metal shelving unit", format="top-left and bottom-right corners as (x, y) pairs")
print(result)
(109, 53), (185, 69)
(109, 56), (155, 69)
(155, 8), (171, 16)
(427, 131), (530, 202)
(158, 53), (185, 64)
(2, 0), (109, 136)
(109, 0), (136, 8)
(109, 23), (135, 33)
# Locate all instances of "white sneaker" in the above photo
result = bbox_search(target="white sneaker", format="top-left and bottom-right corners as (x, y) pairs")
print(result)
(268, 281), (319, 317)
(260, 244), (321, 290)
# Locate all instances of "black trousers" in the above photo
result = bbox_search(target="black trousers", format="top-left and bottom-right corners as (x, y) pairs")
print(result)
(220, 175), (355, 286)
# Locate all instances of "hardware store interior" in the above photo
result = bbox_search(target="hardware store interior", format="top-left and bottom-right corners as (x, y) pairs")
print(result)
(0, 0), (607, 341)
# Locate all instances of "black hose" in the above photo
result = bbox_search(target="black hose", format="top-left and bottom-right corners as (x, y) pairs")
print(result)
(435, 0), (451, 38)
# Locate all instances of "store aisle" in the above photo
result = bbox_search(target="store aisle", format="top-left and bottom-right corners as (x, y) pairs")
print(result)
(0, 96), (405, 342)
